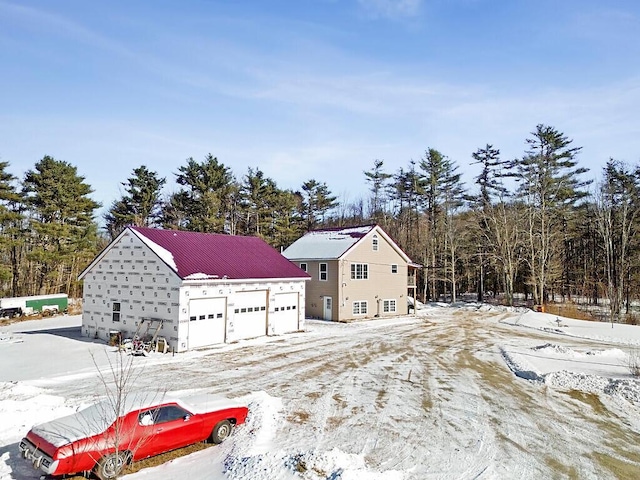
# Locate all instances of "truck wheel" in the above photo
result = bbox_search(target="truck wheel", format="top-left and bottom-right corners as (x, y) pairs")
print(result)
(210, 420), (233, 444)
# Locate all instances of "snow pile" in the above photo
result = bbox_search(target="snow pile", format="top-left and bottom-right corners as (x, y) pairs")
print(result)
(501, 342), (640, 406)
(531, 343), (573, 355)
(531, 343), (627, 358)
(0, 382), (75, 446)
(544, 371), (640, 405)
(222, 392), (403, 480)
(500, 348), (544, 381)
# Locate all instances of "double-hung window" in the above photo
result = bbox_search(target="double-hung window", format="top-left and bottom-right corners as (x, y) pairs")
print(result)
(351, 263), (368, 280)
(112, 302), (121, 322)
(319, 263), (328, 281)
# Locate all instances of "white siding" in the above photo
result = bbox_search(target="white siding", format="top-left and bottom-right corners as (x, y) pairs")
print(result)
(82, 230), (181, 348)
(82, 230), (307, 352)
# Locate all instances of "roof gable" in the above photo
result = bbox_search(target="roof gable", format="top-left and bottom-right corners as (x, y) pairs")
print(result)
(129, 227), (309, 280)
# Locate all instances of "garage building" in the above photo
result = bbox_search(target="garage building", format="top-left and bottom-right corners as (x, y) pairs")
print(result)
(79, 226), (309, 352)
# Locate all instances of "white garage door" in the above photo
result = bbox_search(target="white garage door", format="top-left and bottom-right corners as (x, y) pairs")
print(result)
(272, 292), (299, 334)
(233, 290), (267, 340)
(188, 298), (226, 349)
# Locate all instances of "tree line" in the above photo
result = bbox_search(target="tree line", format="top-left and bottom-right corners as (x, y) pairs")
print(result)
(1, 124), (638, 323)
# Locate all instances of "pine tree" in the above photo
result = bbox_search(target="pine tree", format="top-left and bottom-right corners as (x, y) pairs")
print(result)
(470, 145), (520, 303)
(23, 156), (100, 295)
(171, 155), (237, 233)
(104, 166), (166, 238)
(595, 159), (640, 322)
(300, 179), (338, 231)
(514, 125), (590, 305)
(364, 159), (392, 224)
(0, 160), (25, 296)
(419, 149), (466, 301)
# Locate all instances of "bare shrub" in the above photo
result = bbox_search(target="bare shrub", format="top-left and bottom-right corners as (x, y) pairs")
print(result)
(626, 347), (640, 377)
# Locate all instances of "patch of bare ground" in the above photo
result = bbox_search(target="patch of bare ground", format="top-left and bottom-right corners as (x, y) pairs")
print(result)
(593, 452), (640, 480)
(288, 410), (311, 424)
(543, 456), (580, 479)
(565, 390), (609, 416)
(65, 442), (212, 480)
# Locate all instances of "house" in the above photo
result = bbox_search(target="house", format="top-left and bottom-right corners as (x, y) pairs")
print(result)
(282, 225), (419, 321)
(78, 226), (310, 352)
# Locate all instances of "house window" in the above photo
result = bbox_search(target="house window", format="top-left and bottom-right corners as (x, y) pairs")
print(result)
(372, 234), (378, 251)
(391, 264), (398, 274)
(112, 302), (121, 322)
(353, 301), (367, 315)
(319, 263), (328, 281)
(350, 263), (369, 280)
(300, 263), (308, 272)
(383, 299), (397, 313)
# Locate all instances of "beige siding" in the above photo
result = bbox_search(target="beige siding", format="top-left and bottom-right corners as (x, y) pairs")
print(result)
(338, 231), (408, 321)
(297, 260), (339, 320)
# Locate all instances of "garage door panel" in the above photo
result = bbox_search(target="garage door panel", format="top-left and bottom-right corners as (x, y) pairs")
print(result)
(272, 292), (299, 334)
(188, 298), (226, 348)
(233, 291), (267, 340)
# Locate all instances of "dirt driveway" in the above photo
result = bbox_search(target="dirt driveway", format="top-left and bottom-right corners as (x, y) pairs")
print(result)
(51, 308), (640, 479)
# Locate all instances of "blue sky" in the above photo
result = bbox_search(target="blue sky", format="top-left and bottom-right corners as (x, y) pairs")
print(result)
(2, 0), (640, 216)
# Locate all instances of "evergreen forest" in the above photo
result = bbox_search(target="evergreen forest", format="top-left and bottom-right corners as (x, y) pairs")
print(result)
(1, 124), (639, 323)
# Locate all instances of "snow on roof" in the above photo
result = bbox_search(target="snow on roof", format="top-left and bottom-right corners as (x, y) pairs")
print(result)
(282, 225), (376, 260)
(129, 227), (309, 281)
(135, 234), (178, 271)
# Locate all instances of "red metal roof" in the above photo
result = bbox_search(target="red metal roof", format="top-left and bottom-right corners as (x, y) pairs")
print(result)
(130, 227), (310, 281)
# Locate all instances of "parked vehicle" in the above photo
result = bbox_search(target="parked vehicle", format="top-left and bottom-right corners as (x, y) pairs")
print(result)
(0, 293), (68, 318)
(18, 393), (249, 479)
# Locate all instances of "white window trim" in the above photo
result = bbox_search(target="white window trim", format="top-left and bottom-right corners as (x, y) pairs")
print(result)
(300, 262), (308, 272)
(350, 263), (369, 280)
(383, 299), (397, 313)
(353, 300), (368, 315)
(372, 234), (379, 251)
(319, 263), (328, 281)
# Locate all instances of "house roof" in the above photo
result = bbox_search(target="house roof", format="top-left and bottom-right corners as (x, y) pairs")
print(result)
(130, 227), (310, 281)
(80, 227), (310, 281)
(282, 224), (412, 263)
(282, 225), (374, 260)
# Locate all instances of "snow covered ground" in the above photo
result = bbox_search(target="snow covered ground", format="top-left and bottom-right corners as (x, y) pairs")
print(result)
(2, 305), (640, 479)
